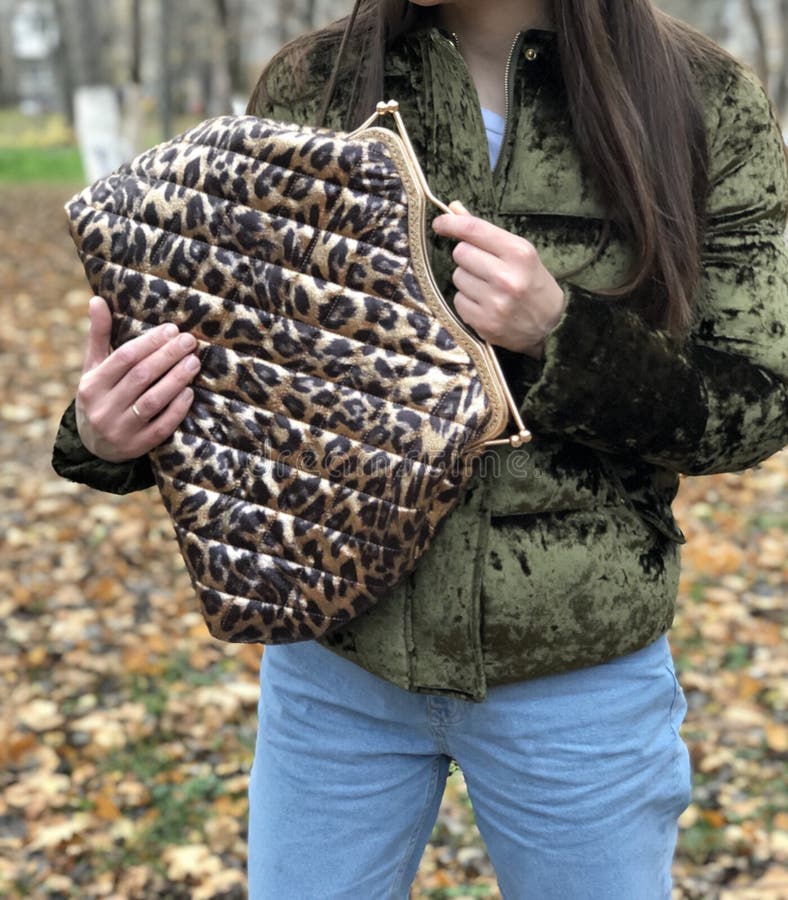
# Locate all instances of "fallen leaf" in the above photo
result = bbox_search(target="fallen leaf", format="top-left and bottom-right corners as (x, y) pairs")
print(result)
(764, 722), (788, 753)
(162, 844), (223, 881)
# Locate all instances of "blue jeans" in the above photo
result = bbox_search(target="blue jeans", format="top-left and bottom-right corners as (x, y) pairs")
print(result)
(248, 636), (690, 899)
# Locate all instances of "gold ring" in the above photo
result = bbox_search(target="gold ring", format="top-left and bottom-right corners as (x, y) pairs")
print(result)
(131, 402), (143, 419)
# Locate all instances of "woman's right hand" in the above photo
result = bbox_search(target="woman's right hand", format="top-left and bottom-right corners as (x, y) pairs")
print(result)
(75, 296), (201, 462)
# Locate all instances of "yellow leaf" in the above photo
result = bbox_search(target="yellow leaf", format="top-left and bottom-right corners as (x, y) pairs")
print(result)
(162, 844), (222, 881)
(29, 814), (94, 850)
(678, 805), (699, 828)
(238, 643), (264, 671)
(193, 871), (247, 900)
(736, 675), (764, 702)
(26, 646), (48, 667)
(6, 732), (39, 765)
(204, 814), (241, 854)
(433, 870), (455, 888)
(17, 699), (64, 732)
(685, 540), (745, 576)
(772, 812), (788, 831)
(701, 809), (726, 829)
(88, 576), (121, 603)
(703, 586), (739, 605)
(93, 791), (122, 821)
(698, 749), (735, 774)
(213, 793), (247, 817)
(756, 535), (787, 570)
(764, 722), (788, 753)
(121, 645), (159, 674)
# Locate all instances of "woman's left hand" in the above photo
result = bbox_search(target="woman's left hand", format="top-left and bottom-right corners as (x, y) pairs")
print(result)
(432, 201), (566, 358)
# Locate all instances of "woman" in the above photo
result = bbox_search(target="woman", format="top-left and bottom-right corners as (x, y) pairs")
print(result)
(53, 0), (788, 897)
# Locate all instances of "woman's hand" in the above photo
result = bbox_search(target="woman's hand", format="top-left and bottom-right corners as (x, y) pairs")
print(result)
(75, 296), (201, 462)
(432, 202), (566, 358)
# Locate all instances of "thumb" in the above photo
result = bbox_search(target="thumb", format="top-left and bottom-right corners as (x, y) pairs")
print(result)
(82, 296), (113, 373)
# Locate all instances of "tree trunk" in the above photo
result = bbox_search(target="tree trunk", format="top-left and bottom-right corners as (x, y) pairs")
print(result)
(52, 0), (75, 123)
(776, 0), (788, 119)
(208, 0), (234, 114)
(130, 0), (142, 86)
(160, 0), (173, 138)
(742, 0), (770, 89)
(215, 0), (244, 94)
(277, 0), (290, 45)
(76, 0), (107, 85)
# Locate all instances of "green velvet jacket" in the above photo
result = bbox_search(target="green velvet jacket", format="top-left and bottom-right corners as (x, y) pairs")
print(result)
(53, 28), (788, 699)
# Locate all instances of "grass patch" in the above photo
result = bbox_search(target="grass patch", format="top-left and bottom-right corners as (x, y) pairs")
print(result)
(722, 643), (751, 671)
(104, 736), (180, 785)
(0, 108), (74, 147)
(422, 888), (496, 898)
(748, 510), (788, 530)
(143, 772), (225, 841)
(0, 146), (83, 183)
(96, 770), (227, 876)
(679, 819), (728, 864)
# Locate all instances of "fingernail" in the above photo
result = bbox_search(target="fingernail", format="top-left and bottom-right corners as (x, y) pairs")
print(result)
(184, 354), (200, 372)
(449, 200), (469, 215)
(162, 323), (179, 338)
(178, 333), (196, 350)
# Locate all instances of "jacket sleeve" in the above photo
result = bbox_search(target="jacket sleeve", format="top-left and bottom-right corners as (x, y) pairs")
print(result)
(52, 400), (156, 494)
(522, 66), (788, 476)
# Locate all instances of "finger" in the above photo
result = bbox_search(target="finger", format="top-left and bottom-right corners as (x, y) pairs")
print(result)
(453, 291), (487, 336)
(113, 330), (199, 408)
(93, 321), (186, 390)
(432, 211), (516, 257)
(452, 240), (502, 285)
(135, 387), (195, 453)
(82, 296), (113, 373)
(452, 266), (493, 307)
(127, 352), (201, 422)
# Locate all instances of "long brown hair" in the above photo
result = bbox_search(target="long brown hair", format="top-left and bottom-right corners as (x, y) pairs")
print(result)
(248, 0), (729, 335)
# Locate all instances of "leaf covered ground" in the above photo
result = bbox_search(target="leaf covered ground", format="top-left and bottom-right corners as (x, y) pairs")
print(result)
(0, 185), (786, 899)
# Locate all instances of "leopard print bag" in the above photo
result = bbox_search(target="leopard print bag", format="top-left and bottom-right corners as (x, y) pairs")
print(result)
(64, 101), (529, 644)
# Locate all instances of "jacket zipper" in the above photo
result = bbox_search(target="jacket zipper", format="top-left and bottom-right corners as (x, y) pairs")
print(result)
(445, 30), (523, 180)
(494, 33), (522, 179)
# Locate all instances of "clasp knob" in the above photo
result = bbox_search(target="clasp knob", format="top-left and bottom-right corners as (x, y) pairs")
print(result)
(375, 100), (400, 117)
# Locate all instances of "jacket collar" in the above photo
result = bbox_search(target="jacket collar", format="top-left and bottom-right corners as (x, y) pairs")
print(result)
(430, 26), (559, 61)
(419, 26), (560, 82)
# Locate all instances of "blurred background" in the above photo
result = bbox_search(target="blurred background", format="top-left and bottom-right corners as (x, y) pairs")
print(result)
(0, 0), (787, 181)
(1, 2), (786, 899)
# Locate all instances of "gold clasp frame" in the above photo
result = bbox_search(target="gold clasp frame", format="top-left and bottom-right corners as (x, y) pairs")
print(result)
(350, 101), (532, 450)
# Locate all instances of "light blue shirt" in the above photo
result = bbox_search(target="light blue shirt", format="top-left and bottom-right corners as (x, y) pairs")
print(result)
(481, 107), (506, 169)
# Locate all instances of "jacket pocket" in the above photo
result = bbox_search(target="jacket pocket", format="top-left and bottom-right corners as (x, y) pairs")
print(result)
(482, 439), (621, 517)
